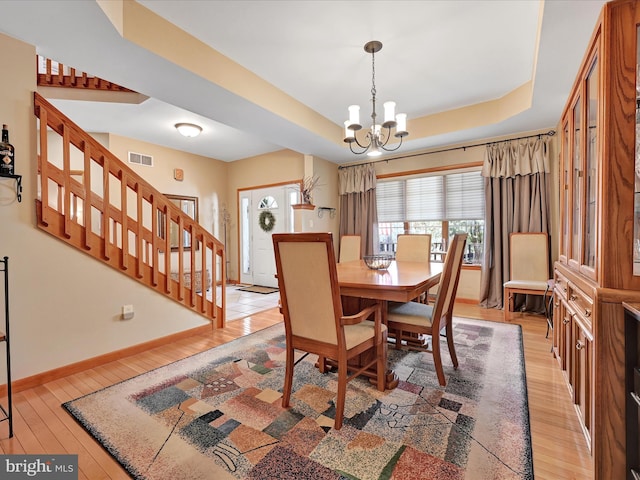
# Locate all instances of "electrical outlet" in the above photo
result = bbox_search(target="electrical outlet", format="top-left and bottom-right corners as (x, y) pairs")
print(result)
(122, 304), (134, 320)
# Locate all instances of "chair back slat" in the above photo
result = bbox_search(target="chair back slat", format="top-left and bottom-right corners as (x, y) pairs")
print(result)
(339, 235), (361, 263)
(509, 233), (549, 282)
(396, 234), (432, 263)
(273, 233), (341, 345)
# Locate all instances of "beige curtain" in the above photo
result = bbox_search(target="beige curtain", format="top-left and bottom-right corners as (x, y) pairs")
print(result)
(480, 137), (552, 310)
(339, 164), (377, 256)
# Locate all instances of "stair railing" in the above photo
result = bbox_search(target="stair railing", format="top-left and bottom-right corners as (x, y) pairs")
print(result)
(36, 55), (135, 93)
(33, 92), (224, 326)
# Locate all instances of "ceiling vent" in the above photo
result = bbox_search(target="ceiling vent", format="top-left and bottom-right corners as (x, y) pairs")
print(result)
(128, 151), (153, 167)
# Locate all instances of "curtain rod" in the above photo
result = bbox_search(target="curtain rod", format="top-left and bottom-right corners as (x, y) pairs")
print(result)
(338, 129), (556, 169)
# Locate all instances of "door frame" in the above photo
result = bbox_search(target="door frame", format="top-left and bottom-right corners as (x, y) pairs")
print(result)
(238, 182), (300, 286)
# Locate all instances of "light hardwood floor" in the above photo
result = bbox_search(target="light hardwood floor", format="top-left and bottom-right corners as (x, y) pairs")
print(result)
(0, 303), (592, 479)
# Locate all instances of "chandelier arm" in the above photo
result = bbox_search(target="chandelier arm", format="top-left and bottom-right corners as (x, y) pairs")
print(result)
(380, 134), (403, 153)
(378, 126), (392, 147)
(349, 141), (369, 155)
(352, 131), (372, 150)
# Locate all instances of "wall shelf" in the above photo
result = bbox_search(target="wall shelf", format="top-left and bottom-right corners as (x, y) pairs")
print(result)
(0, 174), (22, 202)
(317, 207), (336, 219)
(292, 203), (315, 211)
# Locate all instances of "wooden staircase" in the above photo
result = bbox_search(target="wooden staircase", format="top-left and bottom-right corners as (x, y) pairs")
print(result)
(33, 92), (225, 327)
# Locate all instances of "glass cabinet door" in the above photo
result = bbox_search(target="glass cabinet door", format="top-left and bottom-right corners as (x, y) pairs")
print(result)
(561, 121), (570, 261)
(584, 57), (598, 270)
(571, 97), (582, 265)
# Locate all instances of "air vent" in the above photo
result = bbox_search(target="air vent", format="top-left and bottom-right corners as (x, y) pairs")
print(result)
(128, 151), (153, 167)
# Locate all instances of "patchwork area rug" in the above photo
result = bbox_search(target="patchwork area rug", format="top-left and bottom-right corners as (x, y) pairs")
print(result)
(63, 318), (532, 480)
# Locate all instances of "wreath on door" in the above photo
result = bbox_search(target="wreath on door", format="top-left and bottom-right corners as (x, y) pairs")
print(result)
(259, 210), (276, 232)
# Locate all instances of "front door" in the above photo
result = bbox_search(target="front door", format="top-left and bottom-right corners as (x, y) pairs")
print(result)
(240, 185), (297, 287)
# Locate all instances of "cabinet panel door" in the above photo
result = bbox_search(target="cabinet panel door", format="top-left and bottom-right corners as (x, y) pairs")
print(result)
(553, 294), (563, 358)
(574, 320), (593, 441)
(562, 301), (574, 384)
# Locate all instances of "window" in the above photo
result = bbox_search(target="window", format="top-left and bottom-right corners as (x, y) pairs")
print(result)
(376, 170), (485, 264)
(259, 195), (278, 209)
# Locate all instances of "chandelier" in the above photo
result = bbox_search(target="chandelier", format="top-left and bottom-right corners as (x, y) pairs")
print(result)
(343, 41), (408, 157)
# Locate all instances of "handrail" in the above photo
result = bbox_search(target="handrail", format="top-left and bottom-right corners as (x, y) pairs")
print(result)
(33, 92), (224, 327)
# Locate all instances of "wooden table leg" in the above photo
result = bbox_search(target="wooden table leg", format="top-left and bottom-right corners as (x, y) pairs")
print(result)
(375, 331), (399, 389)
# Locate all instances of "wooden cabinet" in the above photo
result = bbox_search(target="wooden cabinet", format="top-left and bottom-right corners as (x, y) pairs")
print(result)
(554, 1), (640, 479)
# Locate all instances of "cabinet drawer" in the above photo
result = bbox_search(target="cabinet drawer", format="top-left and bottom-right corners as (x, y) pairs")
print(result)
(568, 283), (593, 328)
(555, 271), (569, 300)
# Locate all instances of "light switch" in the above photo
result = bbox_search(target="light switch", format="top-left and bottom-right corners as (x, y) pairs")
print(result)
(122, 304), (134, 320)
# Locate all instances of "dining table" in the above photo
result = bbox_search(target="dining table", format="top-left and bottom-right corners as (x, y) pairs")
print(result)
(337, 259), (443, 306)
(336, 259), (444, 389)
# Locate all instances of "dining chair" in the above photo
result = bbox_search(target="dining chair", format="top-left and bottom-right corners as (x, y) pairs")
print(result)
(339, 235), (361, 263)
(503, 232), (551, 313)
(387, 233), (467, 386)
(272, 232), (387, 430)
(395, 234), (432, 263)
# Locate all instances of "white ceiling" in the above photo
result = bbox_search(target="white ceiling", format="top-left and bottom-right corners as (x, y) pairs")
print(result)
(0, 0), (606, 164)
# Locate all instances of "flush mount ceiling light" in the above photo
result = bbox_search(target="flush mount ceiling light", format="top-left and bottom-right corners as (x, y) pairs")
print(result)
(343, 41), (408, 157)
(175, 123), (202, 138)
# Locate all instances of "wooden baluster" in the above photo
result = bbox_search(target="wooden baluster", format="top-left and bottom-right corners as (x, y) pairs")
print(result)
(177, 215), (185, 302)
(120, 171), (128, 271)
(83, 146), (92, 250)
(56, 189), (62, 218)
(56, 61), (63, 86)
(102, 156), (110, 261)
(164, 204), (171, 294)
(38, 104), (50, 226)
(136, 187), (143, 278)
(45, 58), (52, 84)
(200, 234), (207, 314)
(62, 125), (71, 239)
(218, 244), (225, 327)
(151, 197), (159, 287)
(71, 194), (77, 222)
(190, 224), (196, 307)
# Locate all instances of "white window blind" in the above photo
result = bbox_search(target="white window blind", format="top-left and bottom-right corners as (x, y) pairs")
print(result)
(406, 176), (444, 221)
(445, 171), (484, 219)
(377, 170), (484, 222)
(376, 180), (405, 222)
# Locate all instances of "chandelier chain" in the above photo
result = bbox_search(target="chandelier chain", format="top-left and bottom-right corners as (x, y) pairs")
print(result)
(370, 47), (377, 123)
